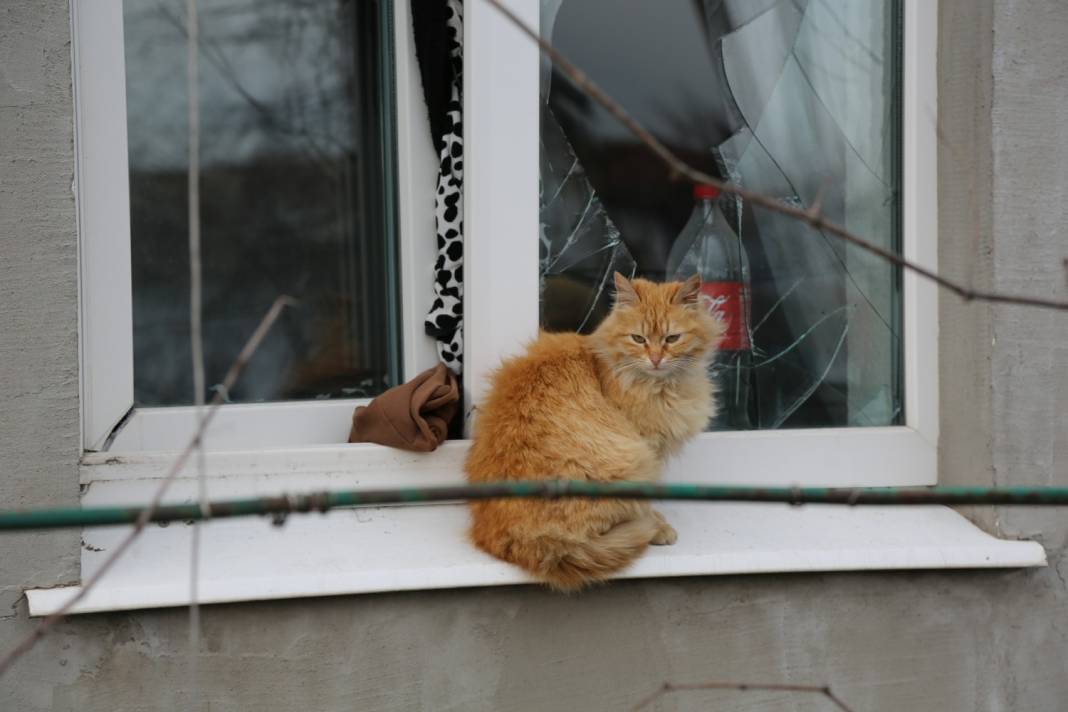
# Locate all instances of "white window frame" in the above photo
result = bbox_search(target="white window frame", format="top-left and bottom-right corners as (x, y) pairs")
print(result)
(80, 0), (935, 485)
(39, 0), (1045, 618)
(76, 0), (439, 453)
(464, 0), (939, 487)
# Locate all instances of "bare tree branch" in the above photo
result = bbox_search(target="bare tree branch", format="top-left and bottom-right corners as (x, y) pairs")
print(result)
(0, 296), (295, 679)
(632, 681), (855, 712)
(484, 0), (1068, 313)
(185, 0), (207, 704)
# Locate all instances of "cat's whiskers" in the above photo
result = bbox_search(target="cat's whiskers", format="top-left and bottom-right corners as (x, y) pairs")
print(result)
(611, 358), (648, 388)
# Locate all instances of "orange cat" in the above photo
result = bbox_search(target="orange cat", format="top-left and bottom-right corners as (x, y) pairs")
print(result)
(465, 273), (723, 590)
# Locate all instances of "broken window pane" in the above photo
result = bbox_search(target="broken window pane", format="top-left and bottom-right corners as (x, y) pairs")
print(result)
(124, 0), (401, 406)
(540, 0), (903, 430)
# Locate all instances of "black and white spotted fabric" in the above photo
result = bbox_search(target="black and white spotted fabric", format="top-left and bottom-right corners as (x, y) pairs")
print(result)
(423, 0), (464, 375)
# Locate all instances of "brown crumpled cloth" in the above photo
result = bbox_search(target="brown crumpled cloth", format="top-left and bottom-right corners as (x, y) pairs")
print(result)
(347, 363), (459, 451)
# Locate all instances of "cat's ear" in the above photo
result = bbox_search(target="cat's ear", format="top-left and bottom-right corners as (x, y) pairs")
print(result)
(613, 272), (640, 307)
(673, 274), (702, 308)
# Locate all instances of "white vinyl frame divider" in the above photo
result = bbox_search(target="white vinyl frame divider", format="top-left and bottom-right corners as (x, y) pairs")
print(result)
(75, 0), (440, 453)
(73, 0), (135, 452)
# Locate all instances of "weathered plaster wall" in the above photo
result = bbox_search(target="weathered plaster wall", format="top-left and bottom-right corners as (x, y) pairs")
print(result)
(937, 0), (998, 533)
(987, 0), (1068, 560)
(0, 0), (85, 703)
(3, 0), (1068, 710)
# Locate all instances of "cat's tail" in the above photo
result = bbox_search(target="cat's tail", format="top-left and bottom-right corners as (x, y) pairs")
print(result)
(525, 516), (660, 592)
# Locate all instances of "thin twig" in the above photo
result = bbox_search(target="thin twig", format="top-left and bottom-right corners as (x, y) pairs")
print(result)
(632, 681), (855, 712)
(0, 296), (294, 678)
(185, 0), (206, 704)
(807, 177), (830, 222)
(483, 0), (1068, 313)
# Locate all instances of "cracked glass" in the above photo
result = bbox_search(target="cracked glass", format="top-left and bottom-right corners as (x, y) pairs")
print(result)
(123, 0), (401, 406)
(540, 0), (903, 430)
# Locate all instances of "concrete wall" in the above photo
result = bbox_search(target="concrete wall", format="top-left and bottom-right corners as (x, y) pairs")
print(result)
(0, 0), (85, 705)
(2, 0), (1068, 709)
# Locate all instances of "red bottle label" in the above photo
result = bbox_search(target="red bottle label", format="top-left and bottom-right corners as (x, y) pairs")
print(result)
(701, 281), (750, 351)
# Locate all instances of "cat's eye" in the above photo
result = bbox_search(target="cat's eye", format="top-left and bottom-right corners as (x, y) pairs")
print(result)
(630, 334), (646, 344)
(665, 334), (681, 344)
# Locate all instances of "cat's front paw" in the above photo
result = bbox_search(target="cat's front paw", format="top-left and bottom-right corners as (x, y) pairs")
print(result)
(650, 512), (678, 546)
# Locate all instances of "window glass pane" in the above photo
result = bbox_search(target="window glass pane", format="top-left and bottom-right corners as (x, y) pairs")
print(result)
(124, 0), (400, 406)
(540, 0), (902, 430)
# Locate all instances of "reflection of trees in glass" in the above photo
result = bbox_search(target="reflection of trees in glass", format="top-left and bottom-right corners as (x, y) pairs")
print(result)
(539, 0), (902, 429)
(125, 0), (400, 406)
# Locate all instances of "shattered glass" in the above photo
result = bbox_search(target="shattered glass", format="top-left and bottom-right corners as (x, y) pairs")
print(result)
(540, 0), (903, 429)
(123, 0), (401, 406)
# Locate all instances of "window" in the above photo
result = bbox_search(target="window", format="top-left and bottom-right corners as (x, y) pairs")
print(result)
(77, 0), (438, 451)
(541, 0), (903, 432)
(37, 0), (1043, 619)
(464, 0), (937, 487)
(82, 0), (930, 482)
(124, 0), (402, 407)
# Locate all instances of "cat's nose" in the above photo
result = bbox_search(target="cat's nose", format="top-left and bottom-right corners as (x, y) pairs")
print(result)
(649, 353), (663, 368)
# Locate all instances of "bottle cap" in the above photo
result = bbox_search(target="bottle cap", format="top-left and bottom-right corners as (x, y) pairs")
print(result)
(693, 184), (720, 199)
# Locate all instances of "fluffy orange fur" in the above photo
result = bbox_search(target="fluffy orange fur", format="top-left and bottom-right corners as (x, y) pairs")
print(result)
(465, 273), (724, 591)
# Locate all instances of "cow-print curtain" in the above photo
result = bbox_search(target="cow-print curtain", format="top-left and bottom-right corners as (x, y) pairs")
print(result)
(413, 0), (464, 375)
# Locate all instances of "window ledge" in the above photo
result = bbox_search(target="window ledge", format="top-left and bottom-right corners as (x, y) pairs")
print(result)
(27, 498), (1045, 616)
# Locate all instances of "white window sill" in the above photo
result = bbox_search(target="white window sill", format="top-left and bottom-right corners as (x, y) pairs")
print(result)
(26, 445), (1046, 616)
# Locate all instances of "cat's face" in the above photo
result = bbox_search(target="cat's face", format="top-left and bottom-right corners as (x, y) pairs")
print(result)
(593, 273), (724, 379)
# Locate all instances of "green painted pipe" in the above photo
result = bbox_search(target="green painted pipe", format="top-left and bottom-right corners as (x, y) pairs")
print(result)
(2, 481), (1068, 531)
